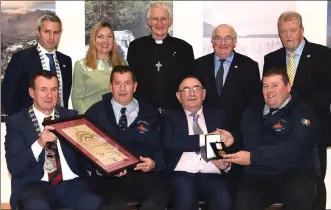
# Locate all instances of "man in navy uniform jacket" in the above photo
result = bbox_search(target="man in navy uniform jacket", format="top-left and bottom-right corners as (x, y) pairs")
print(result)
(85, 65), (168, 210)
(224, 68), (320, 210)
(5, 70), (101, 210)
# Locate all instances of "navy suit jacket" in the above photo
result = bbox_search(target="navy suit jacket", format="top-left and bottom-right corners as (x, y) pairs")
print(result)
(193, 52), (261, 150)
(162, 106), (228, 173)
(4, 107), (88, 209)
(85, 93), (165, 171)
(1, 46), (72, 116)
(263, 38), (331, 146)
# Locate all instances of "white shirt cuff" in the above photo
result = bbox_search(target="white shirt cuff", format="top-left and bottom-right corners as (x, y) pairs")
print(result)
(199, 134), (205, 146)
(31, 140), (43, 161)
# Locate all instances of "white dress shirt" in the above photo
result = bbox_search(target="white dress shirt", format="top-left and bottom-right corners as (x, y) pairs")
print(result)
(174, 107), (222, 174)
(30, 105), (78, 181)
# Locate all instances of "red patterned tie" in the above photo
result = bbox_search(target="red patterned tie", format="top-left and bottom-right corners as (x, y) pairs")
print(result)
(44, 116), (63, 185)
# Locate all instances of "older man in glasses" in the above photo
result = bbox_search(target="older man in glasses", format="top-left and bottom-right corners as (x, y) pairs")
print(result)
(162, 76), (234, 210)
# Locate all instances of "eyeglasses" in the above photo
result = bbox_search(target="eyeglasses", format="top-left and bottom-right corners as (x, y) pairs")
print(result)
(150, 17), (169, 22)
(213, 36), (234, 44)
(178, 86), (204, 93)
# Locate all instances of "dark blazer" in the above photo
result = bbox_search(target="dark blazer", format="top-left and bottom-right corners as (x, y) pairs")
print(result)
(127, 34), (195, 109)
(263, 38), (331, 146)
(1, 46), (72, 116)
(85, 93), (165, 171)
(241, 95), (320, 177)
(193, 52), (261, 149)
(4, 107), (88, 209)
(162, 106), (228, 173)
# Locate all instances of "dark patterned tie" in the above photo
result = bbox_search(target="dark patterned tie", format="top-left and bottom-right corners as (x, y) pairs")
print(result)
(264, 108), (278, 119)
(43, 116), (63, 185)
(118, 107), (128, 130)
(191, 114), (208, 162)
(215, 59), (226, 96)
(45, 53), (57, 75)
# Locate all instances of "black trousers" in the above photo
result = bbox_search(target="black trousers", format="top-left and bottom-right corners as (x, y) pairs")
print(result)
(235, 170), (317, 210)
(91, 171), (168, 210)
(19, 178), (102, 210)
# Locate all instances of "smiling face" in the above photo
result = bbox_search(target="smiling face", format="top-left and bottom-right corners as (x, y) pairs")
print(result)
(148, 6), (172, 40)
(211, 25), (237, 59)
(37, 20), (61, 52)
(262, 74), (291, 109)
(110, 72), (137, 106)
(278, 18), (304, 52)
(95, 27), (114, 59)
(29, 76), (59, 114)
(176, 77), (206, 113)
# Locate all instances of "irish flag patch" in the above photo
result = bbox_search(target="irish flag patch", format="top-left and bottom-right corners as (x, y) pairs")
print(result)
(301, 118), (311, 126)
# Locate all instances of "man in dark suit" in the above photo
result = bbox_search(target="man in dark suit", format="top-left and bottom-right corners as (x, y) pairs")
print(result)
(162, 76), (234, 210)
(193, 24), (261, 151)
(2, 13), (72, 116)
(5, 70), (101, 210)
(127, 2), (194, 113)
(263, 11), (331, 210)
(85, 65), (168, 210)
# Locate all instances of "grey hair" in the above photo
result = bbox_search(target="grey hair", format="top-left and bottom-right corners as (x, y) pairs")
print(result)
(147, 2), (172, 20)
(211, 24), (237, 40)
(37, 12), (62, 32)
(277, 11), (303, 28)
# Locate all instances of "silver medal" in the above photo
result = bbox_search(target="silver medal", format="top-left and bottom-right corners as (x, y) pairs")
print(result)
(44, 149), (57, 173)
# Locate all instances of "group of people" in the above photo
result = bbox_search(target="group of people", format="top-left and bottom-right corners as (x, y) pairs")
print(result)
(2, 1), (331, 210)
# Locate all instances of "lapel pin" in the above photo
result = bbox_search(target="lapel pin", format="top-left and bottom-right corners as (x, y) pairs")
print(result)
(63, 64), (66, 68)
(235, 65), (238, 68)
(173, 52), (176, 56)
(307, 55), (310, 58)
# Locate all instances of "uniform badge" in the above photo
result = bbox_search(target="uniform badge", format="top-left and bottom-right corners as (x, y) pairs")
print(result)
(272, 121), (285, 131)
(301, 118), (311, 126)
(136, 120), (149, 133)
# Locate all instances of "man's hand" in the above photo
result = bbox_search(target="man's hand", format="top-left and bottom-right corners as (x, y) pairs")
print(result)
(211, 159), (230, 170)
(223, 151), (251, 166)
(134, 156), (155, 172)
(217, 129), (234, 147)
(37, 125), (57, 147)
(114, 170), (127, 177)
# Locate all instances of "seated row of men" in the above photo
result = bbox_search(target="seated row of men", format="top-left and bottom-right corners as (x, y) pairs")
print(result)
(5, 66), (320, 210)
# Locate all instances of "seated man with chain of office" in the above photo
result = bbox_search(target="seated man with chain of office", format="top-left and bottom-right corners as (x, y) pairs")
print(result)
(85, 65), (168, 210)
(162, 76), (234, 210)
(5, 70), (101, 210)
(224, 68), (320, 210)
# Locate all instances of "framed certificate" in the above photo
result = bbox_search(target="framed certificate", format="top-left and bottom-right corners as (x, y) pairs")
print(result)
(43, 115), (140, 177)
(205, 134), (226, 161)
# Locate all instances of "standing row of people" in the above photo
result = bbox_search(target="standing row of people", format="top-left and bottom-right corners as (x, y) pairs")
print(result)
(2, 1), (331, 210)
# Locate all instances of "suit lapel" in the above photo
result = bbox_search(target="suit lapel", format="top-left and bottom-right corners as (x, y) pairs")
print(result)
(220, 52), (239, 97)
(293, 40), (311, 88)
(32, 46), (43, 72)
(202, 107), (218, 133)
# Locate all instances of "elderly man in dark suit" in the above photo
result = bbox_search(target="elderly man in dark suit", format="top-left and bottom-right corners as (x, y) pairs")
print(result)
(193, 24), (261, 151)
(2, 13), (72, 116)
(162, 76), (234, 210)
(263, 11), (331, 210)
(5, 70), (101, 210)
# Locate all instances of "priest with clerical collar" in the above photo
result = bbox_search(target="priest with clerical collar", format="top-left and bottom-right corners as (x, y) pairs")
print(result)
(127, 1), (195, 114)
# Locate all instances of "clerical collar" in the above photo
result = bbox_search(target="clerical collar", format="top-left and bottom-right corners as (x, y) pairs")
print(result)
(151, 34), (169, 44)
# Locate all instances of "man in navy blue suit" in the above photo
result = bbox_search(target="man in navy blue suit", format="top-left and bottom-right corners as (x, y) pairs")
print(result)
(162, 76), (234, 210)
(5, 71), (101, 210)
(2, 13), (72, 116)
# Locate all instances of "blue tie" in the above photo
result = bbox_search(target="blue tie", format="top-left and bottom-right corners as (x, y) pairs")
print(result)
(46, 53), (56, 75)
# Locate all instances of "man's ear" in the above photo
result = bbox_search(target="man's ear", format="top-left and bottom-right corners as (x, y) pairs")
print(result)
(176, 92), (181, 103)
(29, 87), (34, 99)
(109, 83), (113, 92)
(133, 81), (138, 92)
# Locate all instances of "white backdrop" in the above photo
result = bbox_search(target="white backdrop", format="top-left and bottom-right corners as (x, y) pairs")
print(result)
(1, 0), (330, 207)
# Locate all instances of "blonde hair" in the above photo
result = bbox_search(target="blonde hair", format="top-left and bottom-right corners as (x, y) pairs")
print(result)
(85, 22), (123, 70)
(278, 11), (303, 28)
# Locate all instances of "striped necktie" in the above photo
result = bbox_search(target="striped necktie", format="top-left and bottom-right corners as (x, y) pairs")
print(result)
(287, 52), (295, 85)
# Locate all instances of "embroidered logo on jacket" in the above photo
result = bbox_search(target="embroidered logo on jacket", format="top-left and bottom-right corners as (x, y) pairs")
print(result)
(272, 121), (285, 131)
(136, 120), (149, 133)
